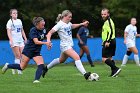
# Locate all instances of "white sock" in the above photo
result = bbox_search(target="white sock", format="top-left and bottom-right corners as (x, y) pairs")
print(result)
(15, 58), (22, 74)
(75, 60), (86, 75)
(47, 58), (60, 69)
(134, 54), (139, 65)
(122, 55), (128, 65)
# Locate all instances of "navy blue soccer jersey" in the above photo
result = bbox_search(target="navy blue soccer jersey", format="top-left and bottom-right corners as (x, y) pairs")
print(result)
(77, 26), (89, 44)
(23, 27), (47, 53)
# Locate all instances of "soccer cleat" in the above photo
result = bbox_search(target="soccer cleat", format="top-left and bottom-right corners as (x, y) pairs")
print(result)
(17, 70), (23, 74)
(111, 68), (121, 77)
(42, 66), (48, 78)
(33, 80), (40, 83)
(84, 72), (91, 80)
(2, 63), (9, 74)
(91, 64), (95, 67)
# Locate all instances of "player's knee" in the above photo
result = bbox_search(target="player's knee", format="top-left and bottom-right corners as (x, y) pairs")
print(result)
(126, 51), (132, 56)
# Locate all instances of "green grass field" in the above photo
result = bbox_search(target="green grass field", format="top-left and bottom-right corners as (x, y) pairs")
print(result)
(0, 62), (140, 93)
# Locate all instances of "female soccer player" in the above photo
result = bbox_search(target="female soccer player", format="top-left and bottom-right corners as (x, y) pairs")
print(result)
(2, 17), (51, 83)
(121, 18), (140, 66)
(6, 9), (27, 74)
(77, 19), (94, 67)
(42, 10), (92, 80)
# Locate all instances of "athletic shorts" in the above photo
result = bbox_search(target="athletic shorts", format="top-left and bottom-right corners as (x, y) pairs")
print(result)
(78, 42), (87, 48)
(60, 46), (72, 53)
(126, 40), (135, 49)
(11, 41), (24, 48)
(102, 39), (116, 58)
(22, 50), (41, 59)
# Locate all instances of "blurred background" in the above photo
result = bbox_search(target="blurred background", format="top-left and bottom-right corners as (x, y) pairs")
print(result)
(0, 0), (140, 40)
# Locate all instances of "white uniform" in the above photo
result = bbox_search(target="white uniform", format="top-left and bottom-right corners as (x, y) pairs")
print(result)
(52, 20), (73, 52)
(125, 24), (137, 48)
(6, 19), (24, 47)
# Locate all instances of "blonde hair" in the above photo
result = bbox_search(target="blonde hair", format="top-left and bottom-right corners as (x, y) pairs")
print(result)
(10, 9), (18, 15)
(32, 17), (44, 26)
(56, 10), (72, 23)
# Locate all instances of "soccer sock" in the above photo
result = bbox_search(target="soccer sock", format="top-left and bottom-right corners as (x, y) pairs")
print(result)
(8, 64), (22, 70)
(134, 54), (140, 65)
(15, 58), (22, 73)
(122, 55), (128, 65)
(105, 59), (117, 70)
(35, 64), (44, 80)
(75, 60), (86, 75)
(87, 55), (93, 65)
(47, 58), (60, 69)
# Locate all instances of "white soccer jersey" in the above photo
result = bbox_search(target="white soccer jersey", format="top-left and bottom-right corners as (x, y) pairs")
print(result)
(6, 19), (24, 43)
(125, 24), (137, 42)
(52, 20), (73, 47)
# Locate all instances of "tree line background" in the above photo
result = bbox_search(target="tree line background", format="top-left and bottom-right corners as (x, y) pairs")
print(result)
(0, 0), (140, 40)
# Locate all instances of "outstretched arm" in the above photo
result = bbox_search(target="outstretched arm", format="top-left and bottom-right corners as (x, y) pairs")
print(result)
(72, 21), (89, 29)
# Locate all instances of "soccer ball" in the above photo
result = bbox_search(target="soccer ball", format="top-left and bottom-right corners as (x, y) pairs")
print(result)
(88, 73), (99, 81)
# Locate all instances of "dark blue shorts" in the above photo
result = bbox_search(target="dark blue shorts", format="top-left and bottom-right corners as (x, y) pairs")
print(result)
(78, 42), (87, 48)
(22, 50), (41, 59)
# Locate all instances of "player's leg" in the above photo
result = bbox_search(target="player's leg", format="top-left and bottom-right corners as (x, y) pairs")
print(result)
(129, 46), (140, 65)
(42, 52), (68, 78)
(11, 46), (21, 74)
(33, 56), (45, 83)
(81, 45), (94, 67)
(2, 54), (30, 74)
(121, 49), (132, 66)
(79, 48), (84, 58)
(64, 48), (91, 80)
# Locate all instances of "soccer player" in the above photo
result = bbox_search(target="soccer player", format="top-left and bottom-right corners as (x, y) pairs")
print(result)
(77, 19), (94, 67)
(101, 8), (121, 77)
(42, 10), (92, 80)
(6, 9), (27, 74)
(121, 18), (140, 66)
(2, 17), (51, 83)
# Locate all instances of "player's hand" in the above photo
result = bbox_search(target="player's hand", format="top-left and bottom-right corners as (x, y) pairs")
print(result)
(105, 42), (110, 47)
(9, 40), (13, 47)
(46, 41), (52, 50)
(81, 21), (89, 25)
(90, 35), (93, 38)
(80, 40), (84, 44)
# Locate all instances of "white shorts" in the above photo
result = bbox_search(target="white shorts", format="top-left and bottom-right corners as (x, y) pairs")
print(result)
(126, 42), (135, 49)
(60, 46), (72, 53)
(11, 41), (25, 48)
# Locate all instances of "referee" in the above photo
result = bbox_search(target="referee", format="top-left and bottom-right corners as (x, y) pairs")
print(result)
(101, 8), (121, 77)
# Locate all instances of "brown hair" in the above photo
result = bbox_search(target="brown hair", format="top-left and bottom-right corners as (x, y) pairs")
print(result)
(32, 17), (44, 26)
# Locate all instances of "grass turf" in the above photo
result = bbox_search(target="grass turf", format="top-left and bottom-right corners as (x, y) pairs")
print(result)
(0, 62), (140, 93)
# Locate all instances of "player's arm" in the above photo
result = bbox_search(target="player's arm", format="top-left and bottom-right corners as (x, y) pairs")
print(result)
(33, 38), (50, 46)
(136, 34), (140, 37)
(7, 28), (13, 46)
(77, 33), (83, 44)
(124, 32), (128, 44)
(21, 28), (27, 43)
(72, 21), (89, 29)
(46, 29), (56, 42)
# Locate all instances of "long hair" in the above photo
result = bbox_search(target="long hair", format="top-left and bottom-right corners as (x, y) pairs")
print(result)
(56, 10), (72, 23)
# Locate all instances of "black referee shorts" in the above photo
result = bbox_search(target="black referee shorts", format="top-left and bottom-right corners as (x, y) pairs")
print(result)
(102, 39), (116, 58)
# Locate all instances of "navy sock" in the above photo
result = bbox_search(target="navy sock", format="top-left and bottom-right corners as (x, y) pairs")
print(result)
(35, 64), (45, 80)
(105, 59), (117, 70)
(8, 64), (22, 70)
(87, 55), (93, 65)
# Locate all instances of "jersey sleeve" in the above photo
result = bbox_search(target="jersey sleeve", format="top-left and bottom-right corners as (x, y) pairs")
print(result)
(6, 20), (12, 29)
(30, 29), (38, 39)
(124, 25), (130, 33)
(52, 22), (61, 32)
(77, 27), (84, 35)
